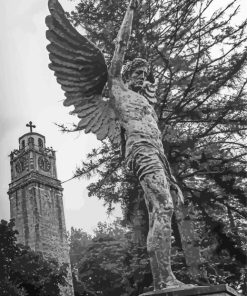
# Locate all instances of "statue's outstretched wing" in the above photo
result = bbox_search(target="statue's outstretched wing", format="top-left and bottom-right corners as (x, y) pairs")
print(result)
(45, 0), (120, 145)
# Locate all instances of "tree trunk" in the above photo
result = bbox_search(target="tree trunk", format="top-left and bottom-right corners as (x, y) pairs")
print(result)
(171, 189), (208, 283)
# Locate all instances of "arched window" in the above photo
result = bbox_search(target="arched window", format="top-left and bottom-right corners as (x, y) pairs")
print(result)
(28, 137), (34, 146)
(38, 138), (43, 148)
(21, 140), (25, 149)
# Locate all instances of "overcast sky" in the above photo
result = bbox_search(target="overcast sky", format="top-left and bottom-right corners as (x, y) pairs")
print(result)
(0, 0), (246, 234)
(0, 0), (121, 234)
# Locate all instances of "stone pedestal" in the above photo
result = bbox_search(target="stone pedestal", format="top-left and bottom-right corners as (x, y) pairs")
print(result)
(140, 284), (241, 296)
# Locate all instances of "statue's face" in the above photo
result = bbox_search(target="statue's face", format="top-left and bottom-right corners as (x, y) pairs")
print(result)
(128, 65), (148, 91)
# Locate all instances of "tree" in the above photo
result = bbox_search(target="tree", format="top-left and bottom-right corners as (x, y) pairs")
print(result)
(69, 227), (92, 268)
(68, 220), (152, 296)
(0, 219), (68, 296)
(63, 0), (247, 292)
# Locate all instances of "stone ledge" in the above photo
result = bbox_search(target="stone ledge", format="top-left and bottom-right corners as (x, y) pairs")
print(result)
(140, 284), (240, 296)
(8, 171), (63, 194)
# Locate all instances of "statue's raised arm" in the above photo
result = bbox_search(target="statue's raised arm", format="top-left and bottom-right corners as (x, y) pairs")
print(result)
(109, 0), (138, 79)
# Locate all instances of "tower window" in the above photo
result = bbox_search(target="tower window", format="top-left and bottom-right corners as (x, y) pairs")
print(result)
(38, 138), (43, 148)
(28, 137), (34, 145)
(21, 140), (25, 149)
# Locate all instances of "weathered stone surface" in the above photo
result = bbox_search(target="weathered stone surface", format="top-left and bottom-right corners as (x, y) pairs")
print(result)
(8, 130), (74, 296)
(140, 285), (241, 296)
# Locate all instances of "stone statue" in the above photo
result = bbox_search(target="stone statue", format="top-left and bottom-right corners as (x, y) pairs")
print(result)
(46, 0), (187, 290)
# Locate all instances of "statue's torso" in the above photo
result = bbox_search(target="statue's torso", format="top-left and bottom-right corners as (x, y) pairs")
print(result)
(110, 79), (164, 155)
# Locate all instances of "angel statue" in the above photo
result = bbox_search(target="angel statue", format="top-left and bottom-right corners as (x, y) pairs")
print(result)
(46, 0), (189, 291)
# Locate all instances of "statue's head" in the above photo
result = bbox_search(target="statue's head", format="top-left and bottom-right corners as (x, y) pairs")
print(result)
(122, 58), (149, 92)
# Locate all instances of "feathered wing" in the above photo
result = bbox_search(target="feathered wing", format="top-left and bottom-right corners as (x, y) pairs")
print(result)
(45, 0), (120, 145)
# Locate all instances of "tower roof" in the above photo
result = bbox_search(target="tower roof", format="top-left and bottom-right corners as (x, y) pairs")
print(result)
(19, 132), (45, 143)
(17, 122), (46, 150)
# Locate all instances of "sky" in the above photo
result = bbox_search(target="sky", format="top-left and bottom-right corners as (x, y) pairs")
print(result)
(0, 0), (246, 234)
(0, 0), (121, 234)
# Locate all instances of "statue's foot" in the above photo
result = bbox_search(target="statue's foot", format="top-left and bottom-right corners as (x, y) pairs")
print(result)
(158, 277), (195, 290)
(158, 278), (183, 290)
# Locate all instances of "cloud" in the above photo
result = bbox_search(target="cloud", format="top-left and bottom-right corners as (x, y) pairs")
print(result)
(1, 0), (47, 33)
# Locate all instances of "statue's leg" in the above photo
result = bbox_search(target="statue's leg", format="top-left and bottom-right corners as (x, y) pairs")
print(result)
(146, 209), (160, 290)
(140, 170), (184, 289)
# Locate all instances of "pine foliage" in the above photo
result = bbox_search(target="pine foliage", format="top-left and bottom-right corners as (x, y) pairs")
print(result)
(0, 219), (68, 296)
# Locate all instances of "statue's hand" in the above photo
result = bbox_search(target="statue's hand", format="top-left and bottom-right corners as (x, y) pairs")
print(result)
(130, 0), (140, 9)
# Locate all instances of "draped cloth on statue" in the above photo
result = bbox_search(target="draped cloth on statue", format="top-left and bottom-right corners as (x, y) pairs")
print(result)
(126, 139), (174, 183)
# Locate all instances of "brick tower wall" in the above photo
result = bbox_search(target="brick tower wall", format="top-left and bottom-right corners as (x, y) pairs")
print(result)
(8, 131), (74, 295)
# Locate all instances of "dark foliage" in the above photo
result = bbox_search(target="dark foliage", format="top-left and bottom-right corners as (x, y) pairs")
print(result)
(0, 219), (68, 296)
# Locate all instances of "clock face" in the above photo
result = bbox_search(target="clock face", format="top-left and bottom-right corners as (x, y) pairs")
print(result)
(38, 156), (51, 172)
(15, 157), (26, 174)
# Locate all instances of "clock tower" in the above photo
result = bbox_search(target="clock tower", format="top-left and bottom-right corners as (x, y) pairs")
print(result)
(8, 122), (74, 295)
